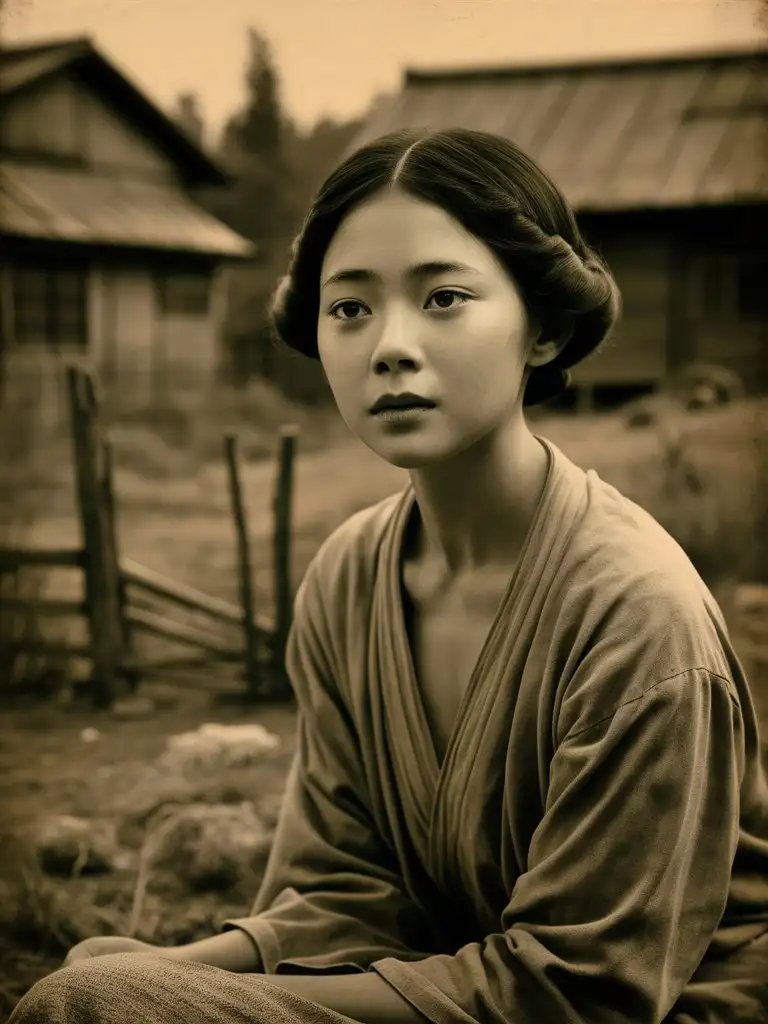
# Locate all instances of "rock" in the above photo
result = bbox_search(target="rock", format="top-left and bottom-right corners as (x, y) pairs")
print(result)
(35, 815), (120, 877)
(158, 722), (281, 776)
(148, 802), (273, 892)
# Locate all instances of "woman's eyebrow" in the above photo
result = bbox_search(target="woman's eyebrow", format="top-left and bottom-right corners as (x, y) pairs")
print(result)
(321, 260), (481, 289)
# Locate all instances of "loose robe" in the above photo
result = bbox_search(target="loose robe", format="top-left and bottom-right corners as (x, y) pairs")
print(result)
(225, 438), (768, 1023)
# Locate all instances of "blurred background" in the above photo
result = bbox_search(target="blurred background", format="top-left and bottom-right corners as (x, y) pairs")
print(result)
(0, 0), (766, 1012)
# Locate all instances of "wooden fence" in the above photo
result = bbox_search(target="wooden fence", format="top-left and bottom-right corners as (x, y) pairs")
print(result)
(0, 366), (297, 707)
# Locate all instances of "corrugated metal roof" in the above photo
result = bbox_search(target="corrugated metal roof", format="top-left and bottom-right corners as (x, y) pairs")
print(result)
(349, 47), (768, 211)
(0, 162), (253, 258)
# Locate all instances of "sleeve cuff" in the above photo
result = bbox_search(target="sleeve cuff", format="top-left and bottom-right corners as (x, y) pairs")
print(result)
(221, 916), (280, 974)
(370, 957), (475, 1024)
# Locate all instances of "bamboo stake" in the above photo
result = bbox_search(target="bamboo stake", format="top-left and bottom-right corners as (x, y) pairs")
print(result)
(273, 425), (298, 696)
(224, 432), (260, 698)
(66, 366), (123, 708)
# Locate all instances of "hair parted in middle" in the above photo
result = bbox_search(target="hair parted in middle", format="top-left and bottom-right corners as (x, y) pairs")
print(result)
(270, 127), (622, 406)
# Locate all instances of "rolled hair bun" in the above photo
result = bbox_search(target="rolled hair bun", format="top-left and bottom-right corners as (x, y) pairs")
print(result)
(270, 128), (622, 406)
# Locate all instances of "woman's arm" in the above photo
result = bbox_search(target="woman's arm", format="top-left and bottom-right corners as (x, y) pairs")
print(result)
(162, 939), (427, 1023)
(164, 937), (426, 1022)
(251, 972), (429, 1024)
(211, 556), (436, 975)
(165, 929), (263, 972)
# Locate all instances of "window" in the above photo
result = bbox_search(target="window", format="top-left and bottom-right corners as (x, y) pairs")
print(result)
(737, 255), (768, 321)
(154, 270), (211, 317)
(689, 252), (767, 323)
(695, 256), (733, 320)
(12, 263), (89, 348)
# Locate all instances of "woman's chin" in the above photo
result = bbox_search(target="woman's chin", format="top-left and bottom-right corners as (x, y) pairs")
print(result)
(360, 433), (455, 471)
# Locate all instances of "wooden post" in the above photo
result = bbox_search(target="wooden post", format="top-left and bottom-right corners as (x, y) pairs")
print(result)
(101, 438), (140, 692)
(224, 432), (261, 699)
(0, 262), (14, 403)
(575, 384), (596, 415)
(272, 425), (298, 698)
(66, 366), (124, 708)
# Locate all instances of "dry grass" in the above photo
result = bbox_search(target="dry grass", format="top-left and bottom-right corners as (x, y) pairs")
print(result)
(15, 394), (767, 619)
(107, 379), (348, 479)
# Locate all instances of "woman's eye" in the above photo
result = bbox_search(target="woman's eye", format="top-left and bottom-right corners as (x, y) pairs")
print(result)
(330, 300), (368, 321)
(425, 289), (471, 311)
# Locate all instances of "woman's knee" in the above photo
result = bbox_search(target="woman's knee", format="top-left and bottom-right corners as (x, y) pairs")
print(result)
(10, 952), (173, 1022)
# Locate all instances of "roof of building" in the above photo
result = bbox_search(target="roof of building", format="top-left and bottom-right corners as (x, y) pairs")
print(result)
(0, 161), (252, 258)
(348, 43), (768, 211)
(0, 36), (229, 188)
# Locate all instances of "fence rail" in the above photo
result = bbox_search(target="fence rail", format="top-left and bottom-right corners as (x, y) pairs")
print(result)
(0, 365), (298, 707)
(120, 558), (274, 639)
(0, 548), (85, 569)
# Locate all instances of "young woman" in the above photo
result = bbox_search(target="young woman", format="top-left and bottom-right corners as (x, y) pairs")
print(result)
(11, 128), (768, 1024)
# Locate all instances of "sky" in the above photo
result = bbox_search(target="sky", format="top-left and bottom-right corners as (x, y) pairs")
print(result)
(3, 0), (765, 141)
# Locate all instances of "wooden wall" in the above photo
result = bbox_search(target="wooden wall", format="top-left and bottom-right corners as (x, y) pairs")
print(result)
(1, 71), (178, 184)
(573, 206), (767, 395)
(0, 252), (220, 428)
(570, 230), (670, 388)
(89, 260), (220, 414)
(1, 68), (226, 422)
(684, 249), (766, 391)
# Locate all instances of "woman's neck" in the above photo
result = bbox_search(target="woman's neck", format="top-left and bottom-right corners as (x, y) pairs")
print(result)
(408, 417), (549, 575)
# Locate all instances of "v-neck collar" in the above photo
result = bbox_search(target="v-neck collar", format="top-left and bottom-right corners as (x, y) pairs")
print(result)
(392, 437), (555, 757)
(378, 438), (563, 863)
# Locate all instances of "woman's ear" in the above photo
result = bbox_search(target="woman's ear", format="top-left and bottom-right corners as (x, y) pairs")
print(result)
(527, 315), (575, 369)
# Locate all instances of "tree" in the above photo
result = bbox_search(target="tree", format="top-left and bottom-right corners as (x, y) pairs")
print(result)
(207, 27), (374, 400)
(282, 115), (364, 213)
(205, 29), (299, 384)
(213, 28), (295, 244)
(172, 91), (204, 146)
(220, 28), (283, 172)
(240, 28), (282, 162)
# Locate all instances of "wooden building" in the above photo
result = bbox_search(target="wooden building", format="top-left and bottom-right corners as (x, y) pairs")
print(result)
(348, 44), (768, 405)
(0, 36), (253, 424)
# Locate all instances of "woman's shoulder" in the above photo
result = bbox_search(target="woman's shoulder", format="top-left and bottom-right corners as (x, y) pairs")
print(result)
(297, 490), (406, 610)
(572, 466), (715, 611)
(548, 460), (740, 725)
(546, 443), (715, 613)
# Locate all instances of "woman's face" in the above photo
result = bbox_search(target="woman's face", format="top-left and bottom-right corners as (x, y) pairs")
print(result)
(317, 189), (537, 469)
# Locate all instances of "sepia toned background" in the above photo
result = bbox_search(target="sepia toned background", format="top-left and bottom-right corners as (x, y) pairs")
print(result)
(0, 0), (766, 1013)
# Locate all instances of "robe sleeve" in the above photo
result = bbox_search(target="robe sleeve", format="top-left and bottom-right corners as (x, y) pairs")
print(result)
(222, 560), (437, 975)
(370, 668), (745, 1024)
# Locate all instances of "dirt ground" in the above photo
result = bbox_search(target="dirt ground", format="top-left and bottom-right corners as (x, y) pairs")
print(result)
(0, 686), (299, 1015)
(2, 651), (766, 1016)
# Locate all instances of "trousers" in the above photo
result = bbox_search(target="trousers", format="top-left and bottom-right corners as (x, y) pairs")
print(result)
(7, 953), (360, 1024)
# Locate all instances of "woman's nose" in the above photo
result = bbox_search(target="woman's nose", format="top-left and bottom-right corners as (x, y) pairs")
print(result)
(370, 311), (423, 374)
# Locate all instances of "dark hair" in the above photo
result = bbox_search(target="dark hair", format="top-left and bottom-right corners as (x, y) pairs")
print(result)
(270, 127), (621, 405)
